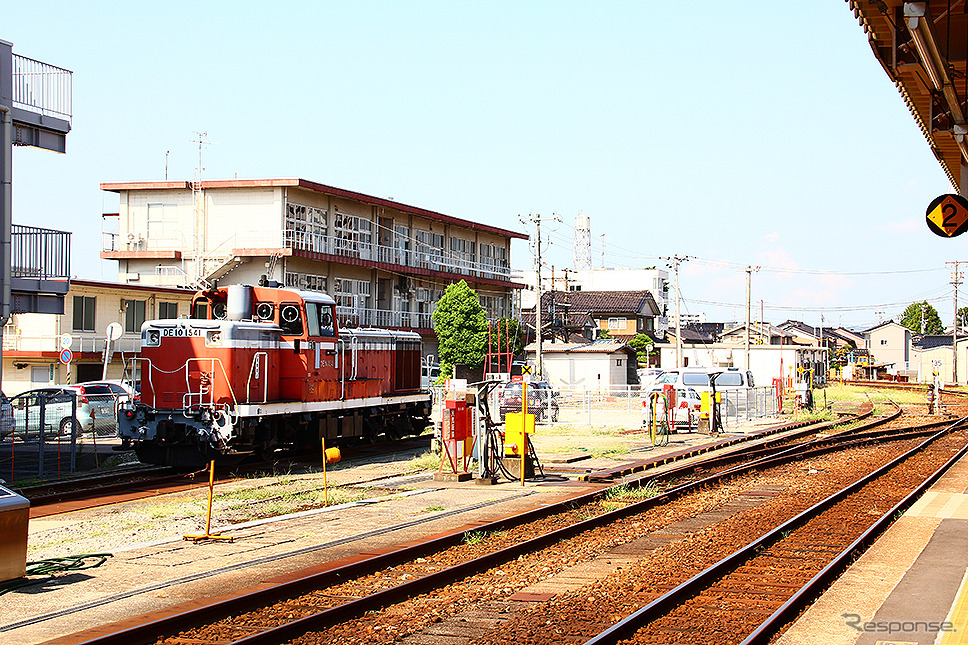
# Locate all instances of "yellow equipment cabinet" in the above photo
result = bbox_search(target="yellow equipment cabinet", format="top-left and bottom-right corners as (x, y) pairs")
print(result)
(0, 484), (28, 583)
(503, 411), (535, 456)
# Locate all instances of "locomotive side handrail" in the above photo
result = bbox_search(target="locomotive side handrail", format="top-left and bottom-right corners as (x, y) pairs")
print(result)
(351, 336), (359, 380)
(246, 352), (269, 404)
(337, 338), (346, 400)
(123, 357), (154, 407)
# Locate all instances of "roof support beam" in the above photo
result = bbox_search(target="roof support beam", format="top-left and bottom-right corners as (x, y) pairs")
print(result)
(904, 2), (968, 162)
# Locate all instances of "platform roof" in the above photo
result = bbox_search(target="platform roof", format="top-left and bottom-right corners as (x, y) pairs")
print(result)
(851, 1), (968, 186)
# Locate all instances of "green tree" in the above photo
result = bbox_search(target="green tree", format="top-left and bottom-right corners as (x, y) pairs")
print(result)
(958, 305), (968, 329)
(432, 280), (487, 379)
(900, 301), (944, 335)
(628, 333), (656, 366)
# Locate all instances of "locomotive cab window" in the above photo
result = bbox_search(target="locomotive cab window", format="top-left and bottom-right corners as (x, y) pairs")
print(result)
(279, 303), (304, 335)
(306, 302), (336, 338)
(256, 302), (275, 321)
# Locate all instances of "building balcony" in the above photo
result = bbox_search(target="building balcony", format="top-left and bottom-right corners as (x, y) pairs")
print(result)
(102, 229), (515, 286)
(3, 331), (141, 355)
(283, 230), (512, 283)
(336, 306), (433, 332)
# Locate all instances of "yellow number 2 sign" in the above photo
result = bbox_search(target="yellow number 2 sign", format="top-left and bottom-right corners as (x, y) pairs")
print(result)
(926, 193), (968, 238)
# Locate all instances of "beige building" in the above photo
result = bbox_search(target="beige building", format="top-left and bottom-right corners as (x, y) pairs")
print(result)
(2, 280), (195, 394)
(100, 178), (527, 353)
(863, 321), (914, 374)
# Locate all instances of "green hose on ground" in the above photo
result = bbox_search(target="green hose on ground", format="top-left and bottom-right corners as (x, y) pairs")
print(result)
(0, 553), (112, 595)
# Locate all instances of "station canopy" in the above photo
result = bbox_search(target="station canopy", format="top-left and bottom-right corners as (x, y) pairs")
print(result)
(852, 1), (968, 185)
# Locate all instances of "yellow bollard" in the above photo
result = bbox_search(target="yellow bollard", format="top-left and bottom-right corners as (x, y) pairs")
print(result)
(321, 438), (341, 506)
(183, 460), (234, 543)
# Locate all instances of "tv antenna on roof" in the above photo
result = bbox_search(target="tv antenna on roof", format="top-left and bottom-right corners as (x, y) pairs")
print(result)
(190, 131), (211, 184)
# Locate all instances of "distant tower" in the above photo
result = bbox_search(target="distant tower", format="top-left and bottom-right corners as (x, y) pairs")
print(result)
(573, 211), (591, 271)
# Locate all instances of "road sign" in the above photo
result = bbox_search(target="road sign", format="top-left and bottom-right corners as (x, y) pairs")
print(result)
(59, 348), (73, 364)
(106, 322), (123, 341)
(60, 333), (73, 349)
(926, 194), (968, 238)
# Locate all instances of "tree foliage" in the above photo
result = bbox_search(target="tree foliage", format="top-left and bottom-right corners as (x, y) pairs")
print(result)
(432, 280), (488, 378)
(628, 333), (656, 366)
(900, 301), (944, 335)
(958, 305), (968, 328)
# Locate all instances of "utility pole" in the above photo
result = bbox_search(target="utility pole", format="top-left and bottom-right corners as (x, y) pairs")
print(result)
(745, 266), (760, 370)
(520, 213), (559, 379)
(661, 255), (691, 368)
(949, 261), (965, 384)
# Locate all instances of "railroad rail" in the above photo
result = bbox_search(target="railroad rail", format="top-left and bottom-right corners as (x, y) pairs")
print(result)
(583, 418), (968, 645)
(65, 406), (956, 645)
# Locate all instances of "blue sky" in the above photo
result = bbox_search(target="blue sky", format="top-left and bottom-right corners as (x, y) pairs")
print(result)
(3, 1), (959, 329)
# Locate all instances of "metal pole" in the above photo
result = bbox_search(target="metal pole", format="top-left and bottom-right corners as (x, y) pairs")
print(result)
(535, 218), (543, 379)
(0, 104), (11, 395)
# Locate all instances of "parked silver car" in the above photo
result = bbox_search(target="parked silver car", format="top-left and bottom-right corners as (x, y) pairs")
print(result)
(7, 387), (95, 439)
(74, 380), (139, 436)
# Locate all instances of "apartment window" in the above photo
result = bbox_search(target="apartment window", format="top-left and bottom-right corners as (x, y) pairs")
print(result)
(73, 296), (96, 331)
(394, 225), (411, 265)
(146, 203), (179, 241)
(158, 301), (178, 319)
(124, 299), (147, 333)
(607, 317), (626, 330)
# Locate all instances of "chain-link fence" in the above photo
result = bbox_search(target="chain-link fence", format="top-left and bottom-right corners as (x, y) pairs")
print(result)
(1, 391), (121, 483)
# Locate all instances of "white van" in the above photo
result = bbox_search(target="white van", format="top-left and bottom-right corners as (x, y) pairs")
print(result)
(654, 367), (754, 391)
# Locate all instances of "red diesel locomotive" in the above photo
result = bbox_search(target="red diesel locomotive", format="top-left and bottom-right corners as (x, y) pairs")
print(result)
(117, 283), (431, 467)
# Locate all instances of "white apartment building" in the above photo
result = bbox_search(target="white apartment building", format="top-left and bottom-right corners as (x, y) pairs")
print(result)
(101, 178), (528, 353)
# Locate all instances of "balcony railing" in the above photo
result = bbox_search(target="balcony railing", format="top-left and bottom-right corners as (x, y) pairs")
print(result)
(3, 332), (140, 354)
(336, 306), (434, 330)
(12, 54), (73, 121)
(12, 224), (71, 280)
(285, 230), (511, 281)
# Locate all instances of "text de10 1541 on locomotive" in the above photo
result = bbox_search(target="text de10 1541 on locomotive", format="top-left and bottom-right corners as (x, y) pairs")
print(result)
(117, 283), (431, 467)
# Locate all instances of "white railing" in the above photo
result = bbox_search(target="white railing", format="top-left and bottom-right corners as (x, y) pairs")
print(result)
(3, 333), (141, 354)
(12, 54), (73, 121)
(336, 306), (433, 330)
(284, 230), (512, 281)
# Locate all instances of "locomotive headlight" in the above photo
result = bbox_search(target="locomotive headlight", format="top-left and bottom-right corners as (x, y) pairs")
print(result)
(206, 331), (222, 347)
(145, 330), (161, 346)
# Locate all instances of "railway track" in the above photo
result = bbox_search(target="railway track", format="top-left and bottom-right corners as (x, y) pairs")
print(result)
(64, 406), (961, 645)
(17, 435), (434, 518)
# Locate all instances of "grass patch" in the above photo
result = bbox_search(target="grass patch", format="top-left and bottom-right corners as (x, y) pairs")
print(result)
(537, 424), (622, 437)
(587, 445), (631, 458)
(423, 505), (445, 512)
(605, 482), (660, 501)
(405, 450), (442, 472)
(463, 530), (487, 545)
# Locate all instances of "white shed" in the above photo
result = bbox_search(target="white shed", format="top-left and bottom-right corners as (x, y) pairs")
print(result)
(525, 340), (636, 389)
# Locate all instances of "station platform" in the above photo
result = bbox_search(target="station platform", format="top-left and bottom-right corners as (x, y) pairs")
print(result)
(778, 454), (968, 645)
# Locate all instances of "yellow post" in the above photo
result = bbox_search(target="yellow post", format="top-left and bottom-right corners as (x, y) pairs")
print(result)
(521, 380), (528, 487)
(183, 460), (234, 543)
(322, 437), (329, 506)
